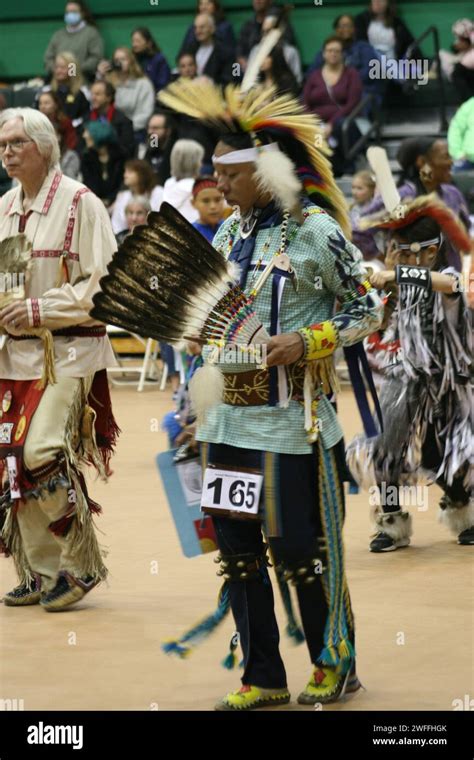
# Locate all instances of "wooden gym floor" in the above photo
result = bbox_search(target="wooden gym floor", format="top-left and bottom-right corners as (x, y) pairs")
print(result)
(0, 383), (472, 711)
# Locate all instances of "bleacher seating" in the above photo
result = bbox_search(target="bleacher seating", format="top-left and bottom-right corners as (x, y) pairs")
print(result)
(0, 1), (472, 81)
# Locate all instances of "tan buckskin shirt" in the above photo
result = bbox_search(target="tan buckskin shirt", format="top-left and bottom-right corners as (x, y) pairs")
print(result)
(0, 168), (117, 379)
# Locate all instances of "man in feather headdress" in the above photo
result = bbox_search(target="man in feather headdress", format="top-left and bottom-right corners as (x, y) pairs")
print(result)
(155, 72), (384, 709)
(0, 108), (119, 611)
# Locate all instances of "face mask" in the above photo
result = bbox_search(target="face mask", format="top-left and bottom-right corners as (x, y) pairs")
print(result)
(65, 11), (82, 26)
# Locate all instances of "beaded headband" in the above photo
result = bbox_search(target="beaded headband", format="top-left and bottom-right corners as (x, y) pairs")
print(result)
(396, 234), (443, 252)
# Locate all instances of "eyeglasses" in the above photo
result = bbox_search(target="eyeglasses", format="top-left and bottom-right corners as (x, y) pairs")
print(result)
(0, 139), (34, 155)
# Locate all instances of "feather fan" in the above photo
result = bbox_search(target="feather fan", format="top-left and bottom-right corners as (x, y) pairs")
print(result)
(91, 202), (270, 348)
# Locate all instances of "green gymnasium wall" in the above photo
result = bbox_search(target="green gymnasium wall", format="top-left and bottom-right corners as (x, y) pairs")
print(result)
(0, 0), (472, 81)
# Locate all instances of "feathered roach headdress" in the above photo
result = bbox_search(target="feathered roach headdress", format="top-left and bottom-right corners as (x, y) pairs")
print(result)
(360, 147), (471, 253)
(362, 194), (471, 253)
(158, 75), (350, 237)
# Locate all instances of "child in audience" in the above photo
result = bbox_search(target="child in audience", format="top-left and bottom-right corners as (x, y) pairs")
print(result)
(350, 170), (386, 261)
(191, 175), (225, 242)
(349, 170), (376, 224)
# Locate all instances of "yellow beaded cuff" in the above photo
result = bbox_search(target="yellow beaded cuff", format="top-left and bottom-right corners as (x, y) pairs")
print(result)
(297, 320), (338, 361)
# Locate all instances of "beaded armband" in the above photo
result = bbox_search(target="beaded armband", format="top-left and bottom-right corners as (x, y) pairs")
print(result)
(395, 265), (431, 290)
(297, 320), (338, 361)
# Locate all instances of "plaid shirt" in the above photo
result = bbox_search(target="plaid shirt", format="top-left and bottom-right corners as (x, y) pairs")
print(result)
(196, 204), (383, 454)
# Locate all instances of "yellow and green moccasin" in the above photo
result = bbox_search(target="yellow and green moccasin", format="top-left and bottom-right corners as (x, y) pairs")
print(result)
(215, 684), (290, 711)
(297, 666), (346, 705)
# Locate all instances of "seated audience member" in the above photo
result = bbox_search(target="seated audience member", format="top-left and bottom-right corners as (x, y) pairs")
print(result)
(248, 13), (302, 86)
(236, 0), (297, 70)
(162, 139), (204, 223)
(55, 128), (80, 179)
(450, 20), (474, 101)
(176, 50), (197, 79)
(111, 159), (163, 234)
(97, 47), (155, 145)
(191, 175), (225, 242)
(89, 80), (135, 159)
(179, 1), (236, 58)
(49, 52), (90, 129)
(165, 53), (216, 172)
(38, 90), (77, 150)
(349, 170), (376, 225)
(141, 112), (172, 184)
(162, 52), (215, 175)
(187, 13), (235, 85)
(307, 14), (382, 106)
(131, 27), (171, 93)
(258, 44), (300, 97)
(115, 195), (151, 245)
(448, 97), (474, 171)
(44, 1), (104, 83)
(349, 170), (385, 260)
(81, 120), (125, 205)
(438, 19), (474, 83)
(303, 36), (363, 176)
(354, 0), (421, 65)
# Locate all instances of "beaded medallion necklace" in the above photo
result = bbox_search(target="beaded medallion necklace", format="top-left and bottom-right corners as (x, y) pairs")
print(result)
(217, 205), (324, 300)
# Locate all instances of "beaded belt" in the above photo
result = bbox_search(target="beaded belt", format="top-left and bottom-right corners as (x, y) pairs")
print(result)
(9, 326), (107, 341)
(222, 362), (305, 406)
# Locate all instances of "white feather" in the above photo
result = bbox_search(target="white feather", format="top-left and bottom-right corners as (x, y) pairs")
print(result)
(366, 146), (401, 214)
(255, 150), (301, 211)
(189, 361), (224, 425)
(181, 264), (240, 337)
(226, 260), (241, 280)
(241, 28), (283, 93)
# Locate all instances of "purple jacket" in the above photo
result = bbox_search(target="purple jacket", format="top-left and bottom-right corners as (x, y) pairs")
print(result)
(303, 66), (363, 125)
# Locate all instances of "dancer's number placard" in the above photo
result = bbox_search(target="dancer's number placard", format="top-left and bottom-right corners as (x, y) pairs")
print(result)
(201, 467), (263, 515)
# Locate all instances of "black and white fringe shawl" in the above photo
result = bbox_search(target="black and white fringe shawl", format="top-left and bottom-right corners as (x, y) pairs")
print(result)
(347, 267), (473, 491)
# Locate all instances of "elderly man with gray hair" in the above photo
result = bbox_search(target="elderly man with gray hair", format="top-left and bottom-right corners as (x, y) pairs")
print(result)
(0, 108), (119, 611)
(187, 12), (235, 85)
